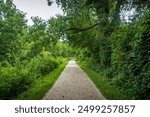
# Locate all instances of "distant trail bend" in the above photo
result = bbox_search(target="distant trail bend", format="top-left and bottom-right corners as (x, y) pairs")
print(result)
(43, 60), (106, 100)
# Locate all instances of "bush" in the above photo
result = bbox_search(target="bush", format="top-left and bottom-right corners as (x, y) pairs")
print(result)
(0, 55), (64, 99)
(110, 10), (150, 99)
(0, 67), (31, 99)
(27, 56), (60, 78)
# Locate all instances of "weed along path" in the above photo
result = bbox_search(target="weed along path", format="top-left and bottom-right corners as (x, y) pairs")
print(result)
(43, 60), (106, 100)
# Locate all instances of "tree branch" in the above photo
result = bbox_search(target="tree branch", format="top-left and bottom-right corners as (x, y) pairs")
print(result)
(66, 22), (100, 33)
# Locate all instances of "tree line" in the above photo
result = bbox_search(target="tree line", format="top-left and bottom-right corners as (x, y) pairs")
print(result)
(0, 0), (75, 99)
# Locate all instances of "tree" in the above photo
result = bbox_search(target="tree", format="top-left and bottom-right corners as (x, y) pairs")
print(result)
(0, 0), (27, 65)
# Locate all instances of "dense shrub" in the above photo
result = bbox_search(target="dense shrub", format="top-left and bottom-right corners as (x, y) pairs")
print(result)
(27, 56), (60, 78)
(0, 55), (63, 99)
(110, 10), (150, 99)
(0, 67), (31, 99)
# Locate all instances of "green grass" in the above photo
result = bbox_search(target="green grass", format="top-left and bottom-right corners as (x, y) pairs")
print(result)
(78, 62), (127, 100)
(16, 62), (67, 100)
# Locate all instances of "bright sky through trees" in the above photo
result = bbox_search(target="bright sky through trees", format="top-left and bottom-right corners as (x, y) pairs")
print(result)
(13, 0), (63, 25)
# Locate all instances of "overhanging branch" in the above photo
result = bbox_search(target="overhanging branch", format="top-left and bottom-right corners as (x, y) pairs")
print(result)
(66, 22), (100, 33)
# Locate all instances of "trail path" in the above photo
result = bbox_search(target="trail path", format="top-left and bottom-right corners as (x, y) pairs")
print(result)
(43, 60), (106, 100)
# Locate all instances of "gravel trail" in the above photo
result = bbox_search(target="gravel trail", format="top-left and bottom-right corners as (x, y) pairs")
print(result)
(43, 60), (106, 100)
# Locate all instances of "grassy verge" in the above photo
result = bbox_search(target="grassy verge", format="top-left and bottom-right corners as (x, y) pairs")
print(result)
(77, 62), (127, 100)
(16, 62), (67, 100)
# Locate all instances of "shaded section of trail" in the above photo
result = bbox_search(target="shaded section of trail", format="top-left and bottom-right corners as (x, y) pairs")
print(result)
(43, 60), (106, 100)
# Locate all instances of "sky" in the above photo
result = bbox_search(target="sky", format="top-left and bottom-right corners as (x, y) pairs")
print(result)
(13, 0), (64, 25)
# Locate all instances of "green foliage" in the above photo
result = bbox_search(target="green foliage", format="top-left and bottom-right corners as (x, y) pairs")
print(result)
(0, 55), (65, 99)
(58, 0), (150, 99)
(111, 10), (150, 99)
(0, 1), (27, 64)
(0, 67), (30, 99)
(27, 56), (61, 78)
(1, 0), (149, 100)
(0, 1), (74, 99)
(16, 62), (67, 100)
(78, 61), (127, 100)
